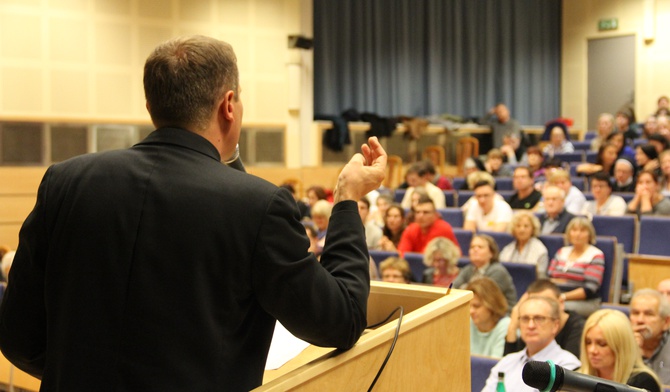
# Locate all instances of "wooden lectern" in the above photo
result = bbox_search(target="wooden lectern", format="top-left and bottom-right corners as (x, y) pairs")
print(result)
(256, 281), (473, 391)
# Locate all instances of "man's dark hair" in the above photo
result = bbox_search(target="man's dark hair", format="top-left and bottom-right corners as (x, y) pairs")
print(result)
(590, 171), (612, 189)
(473, 180), (493, 191)
(527, 279), (561, 297)
(514, 166), (533, 178)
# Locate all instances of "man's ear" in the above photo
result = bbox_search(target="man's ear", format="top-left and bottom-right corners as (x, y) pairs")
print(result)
(145, 101), (151, 113)
(221, 90), (235, 121)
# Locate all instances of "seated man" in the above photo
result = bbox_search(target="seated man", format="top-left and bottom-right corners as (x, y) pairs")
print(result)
(629, 289), (670, 385)
(463, 181), (512, 232)
(422, 160), (453, 190)
(504, 279), (585, 357)
(658, 279), (670, 301)
(485, 149), (513, 177)
(547, 169), (585, 215)
(358, 197), (382, 250)
(482, 296), (581, 391)
(507, 166), (542, 210)
(539, 185), (576, 234)
(400, 162), (446, 209)
(397, 197), (459, 254)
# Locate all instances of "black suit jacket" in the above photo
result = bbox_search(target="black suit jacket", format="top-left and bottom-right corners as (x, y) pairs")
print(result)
(0, 128), (370, 391)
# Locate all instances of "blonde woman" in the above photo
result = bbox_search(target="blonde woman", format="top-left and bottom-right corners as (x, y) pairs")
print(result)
(498, 211), (549, 278)
(579, 309), (662, 392)
(547, 217), (604, 317)
(422, 237), (460, 287)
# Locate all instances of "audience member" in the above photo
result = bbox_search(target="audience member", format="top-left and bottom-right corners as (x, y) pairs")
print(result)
(467, 277), (510, 358)
(580, 171), (627, 217)
(657, 114), (670, 137)
(507, 166), (542, 210)
(379, 204), (406, 251)
(543, 122), (574, 157)
(396, 197), (459, 254)
(577, 142), (618, 177)
(311, 199), (332, 254)
(658, 279), (670, 301)
(306, 185), (328, 207)
(481, 103), (522, 149)
(500, 132), (526, 164)
(379, 257), (412, 284)
(463, 181), (513, 232)
(422, 237), (460, 287)
(635, 144), (660, 174)
(526, 146), (546, 178)
(591, 113), (615, 152)
(499, 211), (549, 278)
(607, 131), (636, 162)
(629, 289), (670, 385)
(400, 162), (446, 209)
(656, 95), (670, 116)
(461, 157), (487, 189)
(368, 193), (393, 228)
(648, 133), (670, 154)
(453, 234), (517, 308)
(460, 171), (504, 214)
(547, 169), (586, 215)
(643, 114), (659, 139)
(358, 197), (382, 250)
(482, 296), (581, 391)
(0, 245), (11, 282)
(539, 185), (576, 234)
(280, 183), (310, 219)
(659, 150), (670, 196)
(612, 158), (637, 193)
(616, 108), (639, 143)
(626, 169), (670, 216)
(579, 309), (662, 392)
(485, 148), (512, 177)
(423, 160), (453, 190)
(548, 217), (605, 318)
(505, 279), (585, 358)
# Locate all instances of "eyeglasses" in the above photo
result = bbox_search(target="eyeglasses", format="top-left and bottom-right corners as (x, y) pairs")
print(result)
(519, 315), (555, 325)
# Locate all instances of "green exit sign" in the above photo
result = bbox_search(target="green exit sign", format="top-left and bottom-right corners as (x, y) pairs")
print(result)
(598, 18), (618, 31)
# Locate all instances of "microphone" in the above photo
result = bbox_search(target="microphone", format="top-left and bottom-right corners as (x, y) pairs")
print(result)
(522, 360), (648, 392)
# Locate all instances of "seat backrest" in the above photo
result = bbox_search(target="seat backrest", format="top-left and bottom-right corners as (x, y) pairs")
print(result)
(470, 355), (499, 392)
(437, 208), (464, 228)
(601, 302), (630, 317)
(444, 190), (456, 207)
(369, 250), (399, 269)
(385, 155), (404, 189)
(538, 234), (565, 260)
(452, 177), (466, 190)
(591, 215), (636, 254)
(457, 190), (474, 207)
(479, 231), (514, 253)
(453, 228), (473, 256)
(497, 190), (515, 202)
(456, 137), (479, 175)
(585, 151), (597, 163)
(502, 262), (537, 299)
(495, 177), (514, 191)
(394, 188), (406, 203)
(554, 151), (585, 163)
(639, 216), (670, 256)
(403, 252), (427, 283)
(571, 176), (586, 191)
(595, 236), (617, 302)
(572, 141), (592, 151)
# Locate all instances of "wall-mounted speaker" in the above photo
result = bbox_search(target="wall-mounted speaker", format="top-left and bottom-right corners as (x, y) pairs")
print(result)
(288, 35), (313, 50)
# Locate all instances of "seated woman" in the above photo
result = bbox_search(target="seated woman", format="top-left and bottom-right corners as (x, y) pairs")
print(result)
(606, 131), (636, 162)
(422, 237), (460, 287)
(580, 171), (627, 217)
(542, 122), (574, 157)
(626, 169), (670, 216)
(379, 204), (406, 251)
(379, 257), (412, 284)
(635, 144), (660, 174)
(526, 146), (546, 179)
(576, 142), (618, 177)
(369, 193), (393, 228)
(310, 199), (332, 255)
(579, 309), (662, 392)
(658, 150), (670, 196)
(467, 277), (510, 358)
(453, 234), (517, 307)
(547, 217), (604, 317)
(498, 210), (549, 278)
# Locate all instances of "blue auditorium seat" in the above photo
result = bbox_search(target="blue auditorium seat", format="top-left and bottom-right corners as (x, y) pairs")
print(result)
(452, 177), (466, 190)
(502, 262), (537, 299)
(495, 177), (514, 191)
(586, 151), (597, 163)
(594, 236), (617, 302)
(591, 215), (636, 254)
(438, 208), (464, 228)
(394, 188), (406, 203)
(457, 190), (474, 207)
(444, 190), (456, 207)
(453, 228), (473, 257)
(571, 176), (586, 191)
(403, 252), (426, 283)
(538, 234), (565, 260)
(470, 355), (499, 392)
(479, 231), (514, 253)
(639, 216), (670, 256)
(368, 250), (399, 268)
(572, 141), (591, 151)
(553, 151), (585, 163)
(601, 302), (630, 317)
(584, 131), (597, 140)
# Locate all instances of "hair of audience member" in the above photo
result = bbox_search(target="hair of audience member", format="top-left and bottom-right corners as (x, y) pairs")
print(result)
(514, 166), (533, 178)
(466, 170), (496, 190)
(466, 277), (509, 320)
(379, 257), (412, 283)
(406, 161), (431, 177)
(0, 245), (10, 260)
(472, 180), (494, 192)
(639, 144), (659, 161)
(472, 233), (499, 263)
(385, 203), (406, 220)
(415, 193), (435, 207)
(144, 35), (239, 132)
(637, 169), (661, 185)
(279, 183), (296, 195)
(509, 210), (541, 237)
(421, 160), (438, 175)
(520, 296), (560, 320)
(579, 309), (661, 387)
(311, 199), (332, 219)
(542, 157), (564, 170)
(590, 171), (613, 189)
(632, 288), (670, 318)
(544, 121), (570, 140)
(526, 278), (562, 297)
(526, 145), (542, 157)
(564, 216), (597, 246)
(422, 237), (460, 268)
(359, 196), (370, 209)
(547, 168), (571, 184)
(306, 185), (328, 201)
(649, 134), (669, 151)
(1, 250), (15, 281)
(376, 193), (394, 206)
(542, 184), (566, 200)
(487, 148), (504, 160)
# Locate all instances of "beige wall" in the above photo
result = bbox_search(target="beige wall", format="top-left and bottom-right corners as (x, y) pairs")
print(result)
(0, 0), (302, 124)
(563, 0), (670, 130)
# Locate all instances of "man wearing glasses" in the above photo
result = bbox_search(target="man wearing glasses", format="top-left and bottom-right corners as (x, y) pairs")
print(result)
(481, 296), (581, 391)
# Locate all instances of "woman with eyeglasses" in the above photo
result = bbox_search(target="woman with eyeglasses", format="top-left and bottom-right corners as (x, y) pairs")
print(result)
(467, 277), (510, 358)
(421, 236), (460, 287)
(547, 217), (604, 318)
(579, 309), (662, 392)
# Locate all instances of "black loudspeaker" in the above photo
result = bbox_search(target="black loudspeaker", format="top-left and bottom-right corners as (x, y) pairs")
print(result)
(288, 35), (313, 50)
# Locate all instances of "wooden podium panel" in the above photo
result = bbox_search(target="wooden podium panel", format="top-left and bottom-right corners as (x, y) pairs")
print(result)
(628, 254), (670, 291)
(257, 282), (473, 391)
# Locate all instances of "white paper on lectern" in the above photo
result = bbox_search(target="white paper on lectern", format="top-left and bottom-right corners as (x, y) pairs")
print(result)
(264, 321), (311, 370)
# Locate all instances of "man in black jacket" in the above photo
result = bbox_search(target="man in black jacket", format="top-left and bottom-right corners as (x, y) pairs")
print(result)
(0, 35), (387, 391)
